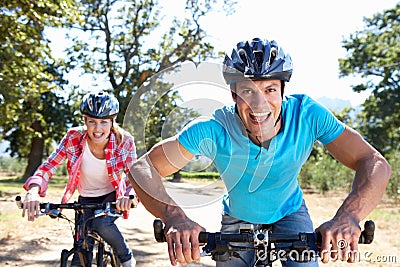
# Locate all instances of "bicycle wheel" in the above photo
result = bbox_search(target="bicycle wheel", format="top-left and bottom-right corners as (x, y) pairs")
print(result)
(61, 249), (89, 267)
(109, 250), (121, 267)
(102, 247), (121, 267)
(96, 242), (106, 267)
(95, 242), (121, 267)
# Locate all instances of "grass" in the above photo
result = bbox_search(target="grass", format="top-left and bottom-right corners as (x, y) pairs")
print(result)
(0, 175), (69, 184)
(0, 175), (71, 242)
(0, 175), (68, 196)
(370, 208), (400, 220)
(367, 207), (400, 231)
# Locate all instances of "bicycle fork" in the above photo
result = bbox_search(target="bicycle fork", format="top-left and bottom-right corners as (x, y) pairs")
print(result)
(60, 209), (91, 267)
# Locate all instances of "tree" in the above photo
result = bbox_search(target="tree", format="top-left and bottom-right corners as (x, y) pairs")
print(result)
(63, 0), (236, 154)
(338, 3), (400, 154)
(0, 0), (81, 178)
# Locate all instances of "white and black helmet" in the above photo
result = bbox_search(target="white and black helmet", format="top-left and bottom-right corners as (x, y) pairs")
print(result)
(223, 38), (293, 85)
(80, 91), (119, 119)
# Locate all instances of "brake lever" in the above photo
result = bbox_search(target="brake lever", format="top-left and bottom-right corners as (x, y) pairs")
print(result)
(94, 203), (124, 218)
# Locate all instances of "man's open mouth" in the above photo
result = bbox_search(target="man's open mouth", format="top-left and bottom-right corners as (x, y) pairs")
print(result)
(249, 111), (271, 123)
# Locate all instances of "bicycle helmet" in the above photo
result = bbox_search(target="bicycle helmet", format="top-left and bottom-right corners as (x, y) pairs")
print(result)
(223, 38), (293, 85)
(80, 91), (119, 119)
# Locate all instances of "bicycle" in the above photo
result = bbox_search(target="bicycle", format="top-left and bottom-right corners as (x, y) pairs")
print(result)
(16, 195), (137, 267)
(153, 218), (375, 267)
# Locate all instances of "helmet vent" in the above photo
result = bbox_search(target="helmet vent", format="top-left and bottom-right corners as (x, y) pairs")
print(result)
(254, 51), (264, 73)
(88, 98), (94, 111)
(269, 47), (277, 66)
(238, 49), (248, 67)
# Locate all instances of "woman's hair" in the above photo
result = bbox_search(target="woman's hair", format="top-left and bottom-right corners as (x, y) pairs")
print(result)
(111, 118), (125, 145)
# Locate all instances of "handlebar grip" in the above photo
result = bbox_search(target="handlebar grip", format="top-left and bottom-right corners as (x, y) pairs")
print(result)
(154, 218), (166, 242)
(129, 194), (138, 208)
(359, 220), (375, 244)
(15, 196), (22, 209)
(199, 232), (209, 243)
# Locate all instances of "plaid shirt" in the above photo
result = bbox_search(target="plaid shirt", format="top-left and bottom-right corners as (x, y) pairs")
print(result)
(24, 126), (137, 204)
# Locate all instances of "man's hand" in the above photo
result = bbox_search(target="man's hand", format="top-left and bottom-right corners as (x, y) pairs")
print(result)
(316, 216), (361, 263)
(164, 218), (205, 266)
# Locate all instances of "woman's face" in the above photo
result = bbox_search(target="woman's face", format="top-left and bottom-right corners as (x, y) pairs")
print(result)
(84, 116), (113, 144)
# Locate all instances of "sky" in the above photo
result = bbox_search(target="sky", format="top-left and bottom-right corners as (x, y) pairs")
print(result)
(47, 0), (399, 107)
(196, 0), (399, 106)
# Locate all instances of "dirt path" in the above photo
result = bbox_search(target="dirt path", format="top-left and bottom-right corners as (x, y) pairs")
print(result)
(0, 182), (399, 267)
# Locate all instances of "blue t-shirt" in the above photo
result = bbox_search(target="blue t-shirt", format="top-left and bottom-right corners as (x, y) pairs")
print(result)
(177, 94), (345, 224)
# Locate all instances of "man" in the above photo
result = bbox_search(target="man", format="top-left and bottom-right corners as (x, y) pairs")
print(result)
(128, 38), (391, 266)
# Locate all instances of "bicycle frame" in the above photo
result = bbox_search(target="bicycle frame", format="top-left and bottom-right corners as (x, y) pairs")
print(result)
(16, 196), (135, 267)
(60, 208), (122, 267)
(59, 206), (84, 266)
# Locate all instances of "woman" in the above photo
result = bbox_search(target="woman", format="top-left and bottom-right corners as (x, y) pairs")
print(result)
(22, 91), (137, 267)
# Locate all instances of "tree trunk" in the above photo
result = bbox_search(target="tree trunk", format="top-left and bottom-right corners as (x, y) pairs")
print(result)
(23, 121), (44, 179)
(172, 171), (182, 182)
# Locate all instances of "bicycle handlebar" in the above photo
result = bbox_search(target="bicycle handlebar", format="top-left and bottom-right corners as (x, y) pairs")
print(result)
(153, 218), (375, 248)
(15, 195), (137, 219)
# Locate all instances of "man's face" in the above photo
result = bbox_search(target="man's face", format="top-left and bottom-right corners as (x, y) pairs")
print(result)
(232, 79), (282, 143)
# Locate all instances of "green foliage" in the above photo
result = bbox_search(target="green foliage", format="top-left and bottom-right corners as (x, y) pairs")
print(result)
(0, 157), (26, 175)
(385, 147), (400, 201)
(299, 148), (354, 193)
(300, 140), (399, 200)
(338, 3), (400, 155)
(179, 171), (220, 180)
(0, 0), (82, 177)
(183, 156), (217, 173)
(357, 90), (400, 154)
(3, 91), (79, 158)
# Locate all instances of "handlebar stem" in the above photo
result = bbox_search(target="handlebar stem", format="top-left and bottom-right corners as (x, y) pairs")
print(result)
(253, 230), (269, 247)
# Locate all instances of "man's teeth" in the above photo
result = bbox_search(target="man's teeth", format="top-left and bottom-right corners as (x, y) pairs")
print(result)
(251, 112), (271, 116)
(249, 112), (271, 122)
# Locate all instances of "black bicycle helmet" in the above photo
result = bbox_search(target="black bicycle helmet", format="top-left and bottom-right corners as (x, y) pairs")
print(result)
(223, 38), (293, 85)
(80, 91), (119, 119)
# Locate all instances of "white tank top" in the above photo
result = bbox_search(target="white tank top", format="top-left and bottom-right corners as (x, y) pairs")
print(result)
(78, 142), (115, 197)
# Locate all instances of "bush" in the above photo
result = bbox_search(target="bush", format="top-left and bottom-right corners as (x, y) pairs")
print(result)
(0, 157), (26, 176)
(386, 149), (399, 201)
(299, 152), (354, 193)
(179, 171), (220, 180)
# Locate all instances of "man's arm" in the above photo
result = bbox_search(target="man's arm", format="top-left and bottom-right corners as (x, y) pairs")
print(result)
(317, 126), (392, 263)
(128, 136), (205, 266)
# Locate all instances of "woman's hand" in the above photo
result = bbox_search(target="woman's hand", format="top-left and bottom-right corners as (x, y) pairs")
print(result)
(22, 185), (41, 222)
(116, 196), (133, 211)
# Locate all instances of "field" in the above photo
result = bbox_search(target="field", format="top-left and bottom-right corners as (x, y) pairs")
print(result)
(0, 177), (399, 267)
